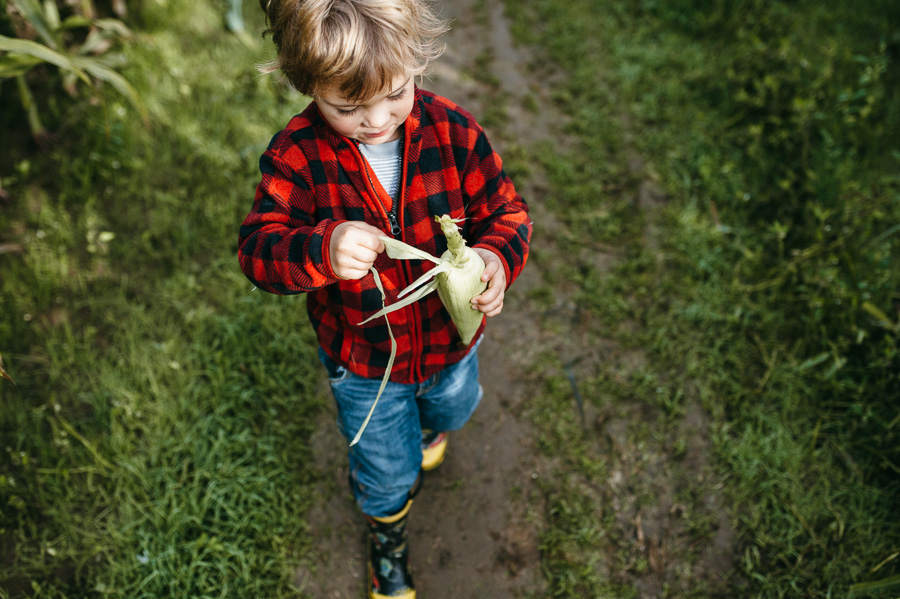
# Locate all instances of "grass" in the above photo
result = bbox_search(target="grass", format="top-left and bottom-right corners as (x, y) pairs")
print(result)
(503, 0), (900, 597)
(2, 0), (899, 597)
(1, 1), (325, 596)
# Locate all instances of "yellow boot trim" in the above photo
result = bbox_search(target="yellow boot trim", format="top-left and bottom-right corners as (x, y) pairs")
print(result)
(372, 499), (412, 524)
(370, 589), (415, 599)
(421, 432), (448, 471)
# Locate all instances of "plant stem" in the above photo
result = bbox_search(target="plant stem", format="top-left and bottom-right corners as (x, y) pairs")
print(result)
(80, 0), (97, 18)
(15, 75), (47, 141)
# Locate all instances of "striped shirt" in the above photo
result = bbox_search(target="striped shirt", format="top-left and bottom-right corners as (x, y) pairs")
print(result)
(359, 137), (403, 200)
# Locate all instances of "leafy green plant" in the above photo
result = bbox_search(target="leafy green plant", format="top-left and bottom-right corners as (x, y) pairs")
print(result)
(0, 0), (145, 142)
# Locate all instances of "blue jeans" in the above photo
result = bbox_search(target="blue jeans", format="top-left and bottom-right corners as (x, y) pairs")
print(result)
(318, 340), (483, 518)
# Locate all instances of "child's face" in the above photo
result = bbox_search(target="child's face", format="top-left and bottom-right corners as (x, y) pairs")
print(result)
(315, 73), (415, 145)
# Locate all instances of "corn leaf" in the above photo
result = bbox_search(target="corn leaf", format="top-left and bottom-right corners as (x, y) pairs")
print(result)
(78, 21), (132, 55)
(42, 0), (61, 30)
(15, 74), (46, 137)
(92, 51), (128, 69)
(58, 15), (93, 30)
(0, 35), (92, 84)
(78, 0), (96, 19)
(79, 28), (114, 55)
(92, 18), (133, 38)
(72, 56), (147, 121)
(9, 0), (61, 49)
(0, 54), (44, 78)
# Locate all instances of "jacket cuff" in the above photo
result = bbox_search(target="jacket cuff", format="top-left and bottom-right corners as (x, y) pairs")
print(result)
(318, 220), (344, 282)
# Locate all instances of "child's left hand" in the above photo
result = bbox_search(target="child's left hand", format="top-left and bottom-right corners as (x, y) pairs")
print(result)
(471, 248), (506, 317)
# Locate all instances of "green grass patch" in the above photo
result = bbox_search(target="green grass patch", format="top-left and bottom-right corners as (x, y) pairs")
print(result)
(3, 0), (899, 596)
(505, 0), (899, 596)
(1, 1), (324, 596)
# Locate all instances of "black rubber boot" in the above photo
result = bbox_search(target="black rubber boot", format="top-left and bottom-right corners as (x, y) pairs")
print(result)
(365, 500), (415, 599)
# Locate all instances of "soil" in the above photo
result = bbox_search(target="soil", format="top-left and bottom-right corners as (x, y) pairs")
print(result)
(293, 1), (737, 597)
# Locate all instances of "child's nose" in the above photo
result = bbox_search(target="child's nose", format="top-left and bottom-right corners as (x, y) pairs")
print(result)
(365, 105), (391, 129)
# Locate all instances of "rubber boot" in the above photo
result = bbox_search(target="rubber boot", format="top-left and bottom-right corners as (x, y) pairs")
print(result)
(365, 500), (415, 599)
(421, 430), (448, 471)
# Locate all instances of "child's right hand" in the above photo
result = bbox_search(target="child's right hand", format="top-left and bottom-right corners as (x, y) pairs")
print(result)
(329, 221), (386, 280)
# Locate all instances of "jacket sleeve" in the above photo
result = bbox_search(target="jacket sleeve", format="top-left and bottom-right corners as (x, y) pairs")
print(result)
(462, 125), (532, 288)
(238, 139), (342, 295)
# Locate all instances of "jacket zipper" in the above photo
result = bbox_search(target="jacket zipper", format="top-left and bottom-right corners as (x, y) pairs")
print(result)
(394, 141), (425, 381)
(353, 140), (401, 237)
(351, 137), (424, 380)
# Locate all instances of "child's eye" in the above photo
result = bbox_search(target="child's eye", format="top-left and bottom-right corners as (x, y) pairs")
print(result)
(338, 107), (360, 116)
(389, 89), (407, 102)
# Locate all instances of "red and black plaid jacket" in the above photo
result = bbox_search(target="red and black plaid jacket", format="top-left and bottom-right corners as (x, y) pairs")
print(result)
(238, 87), (531, 383)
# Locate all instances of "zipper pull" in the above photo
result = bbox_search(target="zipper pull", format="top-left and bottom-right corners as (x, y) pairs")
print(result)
(388, 210), (401, 237)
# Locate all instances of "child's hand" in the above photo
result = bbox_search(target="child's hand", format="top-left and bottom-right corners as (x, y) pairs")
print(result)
(329, 221), (386, 280)
(471, 248), (506, 317)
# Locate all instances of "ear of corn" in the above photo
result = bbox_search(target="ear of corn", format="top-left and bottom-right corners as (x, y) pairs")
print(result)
(433, 215), (487, 345)
(360, 215), (487, 343)
(350, 214), (487, 445)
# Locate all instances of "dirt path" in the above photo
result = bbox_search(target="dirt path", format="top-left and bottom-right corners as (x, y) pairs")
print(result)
(293, 1), (736, 597)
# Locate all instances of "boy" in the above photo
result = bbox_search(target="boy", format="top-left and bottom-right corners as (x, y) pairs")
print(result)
(238, 1), (531, 596)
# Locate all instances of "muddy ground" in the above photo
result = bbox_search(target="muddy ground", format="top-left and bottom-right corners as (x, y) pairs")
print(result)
(293, 1), (736, 597)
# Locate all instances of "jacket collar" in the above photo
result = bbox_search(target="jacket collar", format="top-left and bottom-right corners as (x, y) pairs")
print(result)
(307, 87), (425, 195)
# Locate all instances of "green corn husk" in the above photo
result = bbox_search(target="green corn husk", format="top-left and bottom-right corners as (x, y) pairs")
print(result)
(433, 215), (487, 344)
(360, 214), (487, 343)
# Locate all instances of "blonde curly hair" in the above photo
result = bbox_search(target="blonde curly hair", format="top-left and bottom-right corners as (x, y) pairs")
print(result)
(258, 0), (449, 101)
